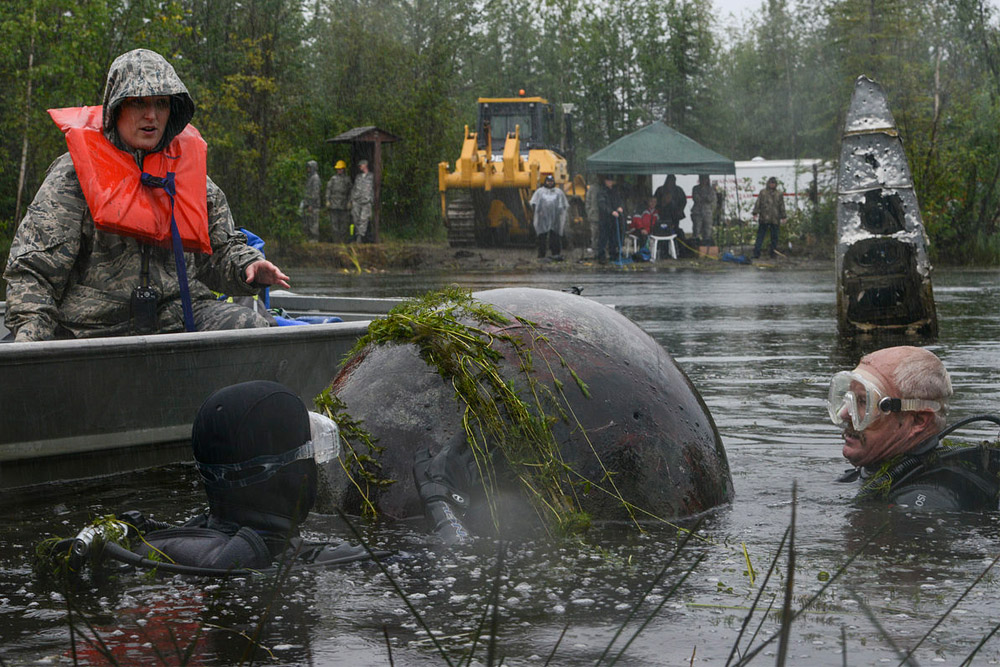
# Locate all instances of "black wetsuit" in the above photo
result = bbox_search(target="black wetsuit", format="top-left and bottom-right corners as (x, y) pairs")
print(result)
(118, 510), (375, 575)
(839, 415), (1000, 511)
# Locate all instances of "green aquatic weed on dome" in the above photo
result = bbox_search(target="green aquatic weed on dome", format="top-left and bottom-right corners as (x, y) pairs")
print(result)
(325, 287), (638, 536)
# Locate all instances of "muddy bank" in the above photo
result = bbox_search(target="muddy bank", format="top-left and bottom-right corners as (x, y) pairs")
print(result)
(267, 239), (834, 273)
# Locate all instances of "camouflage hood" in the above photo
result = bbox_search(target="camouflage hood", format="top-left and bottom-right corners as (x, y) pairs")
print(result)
(102, 48), (195, 154)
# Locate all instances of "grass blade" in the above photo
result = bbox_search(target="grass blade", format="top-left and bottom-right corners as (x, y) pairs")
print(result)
(733, 516), (887, 666)
(775, 482), (797, 667)
(607, 552), (706, 666)
(846, 586), (916, 666)
(544, 621), (571, 666)
(596, 517), (706, 665)
(960, 618), (1000, 666)
(486, 542), (505, 667)
(382, 623), (395, 667)
(335, 508), (456, 667)
(66, 596), (119, 666)
(743, 596), (777, 662)
(725, 527), (790, 666)
(897, 552), (1000, 666)
(461, 596), (492, 666)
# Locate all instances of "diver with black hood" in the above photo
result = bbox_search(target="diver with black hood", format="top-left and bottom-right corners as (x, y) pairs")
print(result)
(68, 381), (378, 576)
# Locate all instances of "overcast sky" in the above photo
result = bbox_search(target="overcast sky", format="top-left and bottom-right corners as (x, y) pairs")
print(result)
(712, 0), (1000, 23)
(714, 0), (763, 18)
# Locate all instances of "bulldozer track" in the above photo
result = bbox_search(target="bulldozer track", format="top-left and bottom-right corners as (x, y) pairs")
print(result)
(445, 190), (476, 247)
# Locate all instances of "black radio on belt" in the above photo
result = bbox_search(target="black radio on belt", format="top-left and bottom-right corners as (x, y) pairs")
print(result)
(131, 244), (159, 335)
(130, 285), (159, 334)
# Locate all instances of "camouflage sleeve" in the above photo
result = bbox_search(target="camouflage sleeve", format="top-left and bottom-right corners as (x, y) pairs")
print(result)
(3, 154), (88, 341)
(306, 175), (321, 207)
(324, 177), (335, 208)
(193, 176), (264, 296)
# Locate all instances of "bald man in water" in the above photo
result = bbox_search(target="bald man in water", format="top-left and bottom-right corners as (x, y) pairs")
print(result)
(829, 346), (1000, 510)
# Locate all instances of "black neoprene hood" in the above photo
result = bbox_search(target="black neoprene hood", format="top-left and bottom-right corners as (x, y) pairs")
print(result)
(192, 380), (317, 533)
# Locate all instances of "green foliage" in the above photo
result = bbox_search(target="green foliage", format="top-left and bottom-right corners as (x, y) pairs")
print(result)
(0, 218), (13, 279)
(0, 0), (998, 261)
(266, 148), (314, 243)
(799, 186), (838, 246)
(349, 287), (647, 536)
(314, 388), (391, 520)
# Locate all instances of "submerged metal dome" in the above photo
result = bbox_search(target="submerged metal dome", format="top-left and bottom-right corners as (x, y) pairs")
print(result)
(322, 287), (733, 532)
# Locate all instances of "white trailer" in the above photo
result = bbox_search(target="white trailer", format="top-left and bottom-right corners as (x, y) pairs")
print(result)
(653, 157), (834, 233)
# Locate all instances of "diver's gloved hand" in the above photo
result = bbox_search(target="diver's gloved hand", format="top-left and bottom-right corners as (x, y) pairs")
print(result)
(413, 444), (480, 544)
(413, 443), (480, 510)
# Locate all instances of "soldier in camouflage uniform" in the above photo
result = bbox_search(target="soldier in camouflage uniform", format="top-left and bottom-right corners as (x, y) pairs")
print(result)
(584, 176), (600, 254)
(751, 176), (787, 259)
(324, 160), (352, 242)
(301, 160), (321, 241)
(690, 174), (717, 246)
(349, 160), (374, 243)
(3, 49), (290, 342)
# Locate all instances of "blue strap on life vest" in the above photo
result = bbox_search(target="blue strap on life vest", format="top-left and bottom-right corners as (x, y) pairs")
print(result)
(141, 171), (196, 332)
(238, 227), (269, 309)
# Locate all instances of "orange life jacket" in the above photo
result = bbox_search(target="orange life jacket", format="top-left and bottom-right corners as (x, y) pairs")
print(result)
(48, 105), (212, 255)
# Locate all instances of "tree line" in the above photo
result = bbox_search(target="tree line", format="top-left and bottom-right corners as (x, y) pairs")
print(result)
(1, 0), (998, 263)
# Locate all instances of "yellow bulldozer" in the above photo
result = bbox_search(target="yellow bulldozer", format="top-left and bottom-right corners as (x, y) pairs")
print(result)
(438, 95), (588, 247)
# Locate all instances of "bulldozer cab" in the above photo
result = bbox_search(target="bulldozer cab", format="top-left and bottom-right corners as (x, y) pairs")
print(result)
(477, 97), (551, 154)
(440, 95), (586, 248)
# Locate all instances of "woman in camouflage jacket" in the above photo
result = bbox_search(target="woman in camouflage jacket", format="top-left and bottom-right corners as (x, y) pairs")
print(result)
(3, 49), (289, 342)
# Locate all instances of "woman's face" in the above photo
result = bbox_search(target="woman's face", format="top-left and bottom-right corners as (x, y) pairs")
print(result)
(116, 96), (170, 152)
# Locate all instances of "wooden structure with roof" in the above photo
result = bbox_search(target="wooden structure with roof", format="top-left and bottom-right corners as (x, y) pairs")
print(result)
(326, 126), (401, 243)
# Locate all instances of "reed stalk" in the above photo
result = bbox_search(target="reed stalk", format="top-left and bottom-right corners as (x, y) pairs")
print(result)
(382, 624), (395, 666)
(596, 517), (706, 665)
(846, 586), (915, 666)
(732, 515), (887, 666)
(606, 553), (706, 666)
(897, 552), (1000, 666)
(335, 508), (456, 667)
(960, 619), (1000, 666)
(774, 482), (797, 666)
(724, 527), (789, 666)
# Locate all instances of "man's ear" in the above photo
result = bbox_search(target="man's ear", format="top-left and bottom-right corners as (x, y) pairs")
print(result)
(911, 410), (937, 435)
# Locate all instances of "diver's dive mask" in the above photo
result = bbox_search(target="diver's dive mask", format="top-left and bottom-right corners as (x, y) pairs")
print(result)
(197, 411), (340, 490)
(827, 369), (942, 431)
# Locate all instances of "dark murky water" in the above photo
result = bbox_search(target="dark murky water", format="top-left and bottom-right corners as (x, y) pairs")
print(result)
(2, 264), (999, 665)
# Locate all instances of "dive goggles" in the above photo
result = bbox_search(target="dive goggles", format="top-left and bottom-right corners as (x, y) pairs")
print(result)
(828, 369), (942, 431)
(197, 411), (340, 489)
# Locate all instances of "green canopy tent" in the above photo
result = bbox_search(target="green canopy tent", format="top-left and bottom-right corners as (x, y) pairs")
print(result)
(585, 121), (746, 256)
(585, 121), (735, 176)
